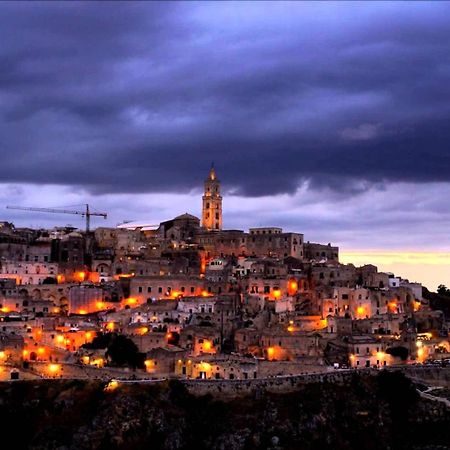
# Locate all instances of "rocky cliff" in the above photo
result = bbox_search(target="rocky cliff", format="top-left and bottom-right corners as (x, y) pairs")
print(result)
(0, 371), (449, 450)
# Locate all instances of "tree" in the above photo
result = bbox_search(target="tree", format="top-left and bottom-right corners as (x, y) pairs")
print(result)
(106, 334), (145, 369)
(437, 284), (450, 296)
(386, 346), (408, 361)
(83, 332), (111, 350)
(82, 333), (145, 369)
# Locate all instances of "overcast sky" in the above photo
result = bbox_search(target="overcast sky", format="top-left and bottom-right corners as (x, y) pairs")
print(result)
(1, 2), (449, 289)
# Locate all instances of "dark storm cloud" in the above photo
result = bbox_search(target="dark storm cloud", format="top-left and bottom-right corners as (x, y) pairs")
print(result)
(1, 2), (450, 196)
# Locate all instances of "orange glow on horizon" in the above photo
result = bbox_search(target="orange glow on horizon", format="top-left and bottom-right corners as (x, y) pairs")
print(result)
(340, 250), (450, 291)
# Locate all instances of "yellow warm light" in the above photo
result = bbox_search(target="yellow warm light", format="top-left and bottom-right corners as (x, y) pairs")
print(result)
(267, 347), (275, 358)
(96, 301), (105, 309)
(171, 291), (181, 298)
(416, 340), (423, 348)
(273, 289), (281, 299)
(144, 360), (153, 367)
(85, 331), (92, 339)
(349, 354), (355, 360)
(201, 362), (211, 371)
(356, 306), (365, 315)
(178, 359), (182, 364)
(105, 380), (119, 391)
(166, 332), (173, 340)
(201, 290), (210, 297)
(37, 347), (45, 355)
(139, 327), (148, 335)
(53, 307), (60, 313)
(78, 309), (87, 315)
(203, 340), (212, 351)
(56, 335), (65, 343)
(0, 307), (10, 313)
(82, 356), (90, 364)
(48, 364), (60, 373)
(0, 351), (6, 360)
(106, 322), (114, 331)
(414, 301), (421, 312)
(417, 348), (424, 358)
(91, 358), (104, 367)
(118, 273), (135, 279)
(389, 301), (397, 311)
(23, 350), (29, 358)
(287, 325), (295, 332)
(76, 271), (86, 281)
(376, 351), (385, 359)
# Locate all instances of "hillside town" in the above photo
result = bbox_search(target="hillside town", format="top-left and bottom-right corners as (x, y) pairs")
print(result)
(0, 167), (448, 382)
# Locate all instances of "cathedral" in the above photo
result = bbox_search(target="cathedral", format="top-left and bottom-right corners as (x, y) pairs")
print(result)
(202, 165), (222, 231)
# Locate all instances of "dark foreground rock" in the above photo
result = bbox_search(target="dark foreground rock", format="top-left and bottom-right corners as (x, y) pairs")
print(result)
(0, 371), (449, 450)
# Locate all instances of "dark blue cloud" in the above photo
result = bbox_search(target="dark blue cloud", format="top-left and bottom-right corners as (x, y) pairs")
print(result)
(0, 2), (450, 197)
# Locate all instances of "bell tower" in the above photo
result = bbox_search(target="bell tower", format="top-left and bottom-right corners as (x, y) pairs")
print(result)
(202, 164), (222, 231)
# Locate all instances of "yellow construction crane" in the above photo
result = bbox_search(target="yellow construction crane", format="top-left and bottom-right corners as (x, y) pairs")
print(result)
(6, 204), (107, 233)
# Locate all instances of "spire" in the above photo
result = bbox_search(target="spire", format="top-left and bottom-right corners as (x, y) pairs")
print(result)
(209, 162), (216, 181)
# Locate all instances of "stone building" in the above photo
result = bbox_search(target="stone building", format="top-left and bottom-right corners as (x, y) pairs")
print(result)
(304, 242), (339, 262)
(129, 275), (207, 304)
(0, 261), (59, 285)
